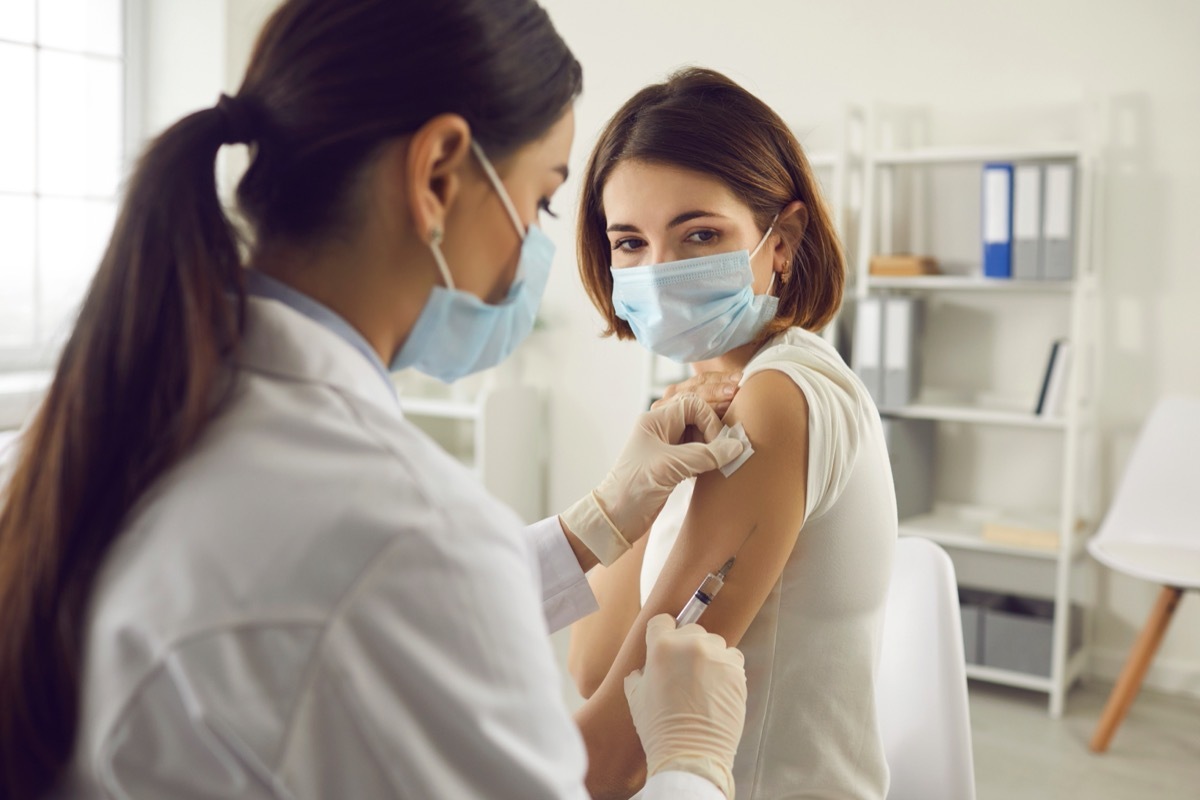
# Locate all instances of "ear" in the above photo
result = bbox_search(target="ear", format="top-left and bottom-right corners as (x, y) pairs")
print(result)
(772, 200), (808, 281)
(404, 114), (472, 244)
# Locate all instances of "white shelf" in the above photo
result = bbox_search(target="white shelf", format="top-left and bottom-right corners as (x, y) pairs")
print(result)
(873, 144), (1081, 166)
(881, 403), (1066, 430)
(965, 663), (1054, 692)
(867, 276), (1075, 293)
(399, 397), (480, 420)
(899, 506), (1086, 561)
(964, 641), (1088, 694)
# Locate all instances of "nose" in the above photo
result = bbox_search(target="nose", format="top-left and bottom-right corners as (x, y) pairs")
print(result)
(646, 244), (683, 266)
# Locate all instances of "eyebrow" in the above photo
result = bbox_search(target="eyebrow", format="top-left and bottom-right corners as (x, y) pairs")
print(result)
(606, 210), (726, 234)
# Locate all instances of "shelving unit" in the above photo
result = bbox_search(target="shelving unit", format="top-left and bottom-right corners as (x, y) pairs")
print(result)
(854, 107), (1102, 717)
(394, 383), (545, 523)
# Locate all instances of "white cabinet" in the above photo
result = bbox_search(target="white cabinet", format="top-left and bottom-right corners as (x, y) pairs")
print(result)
(396, 384), (546, 523)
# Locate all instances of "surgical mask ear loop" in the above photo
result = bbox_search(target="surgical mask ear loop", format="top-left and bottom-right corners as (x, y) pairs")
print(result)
(428, 225), (457, 290)
(750, 213), (780, 260)
(752, 213), (781, 296)
(470, 140), (527, 240)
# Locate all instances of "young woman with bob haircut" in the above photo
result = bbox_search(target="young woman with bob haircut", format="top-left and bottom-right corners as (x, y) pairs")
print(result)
(569, 67), (897, 799)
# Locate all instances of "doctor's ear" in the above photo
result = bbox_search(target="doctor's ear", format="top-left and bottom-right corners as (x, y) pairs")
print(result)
(772, 200), (808, 278)
(402, 114), (472, 243)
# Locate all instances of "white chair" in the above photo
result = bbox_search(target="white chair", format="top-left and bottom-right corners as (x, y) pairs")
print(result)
(1086, 395), (1200, 753)
(876, 537), (976, 800)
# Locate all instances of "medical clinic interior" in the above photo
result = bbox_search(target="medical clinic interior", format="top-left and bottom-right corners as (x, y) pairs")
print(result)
(0, 1), (1198, 799)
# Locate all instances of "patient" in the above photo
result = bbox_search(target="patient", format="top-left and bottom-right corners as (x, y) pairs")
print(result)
(568, 68), (898, 799)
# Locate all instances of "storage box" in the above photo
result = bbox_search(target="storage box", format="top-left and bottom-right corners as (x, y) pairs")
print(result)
(958, 588), (1005, 665)
(982, 595), (1083, 677)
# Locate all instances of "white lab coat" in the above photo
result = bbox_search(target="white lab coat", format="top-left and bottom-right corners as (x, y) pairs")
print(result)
(55, 295), (721, 799)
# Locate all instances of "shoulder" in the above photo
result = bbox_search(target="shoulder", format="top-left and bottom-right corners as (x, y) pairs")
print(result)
(736, 327), (876, 520)
(726, 367), (811, 468)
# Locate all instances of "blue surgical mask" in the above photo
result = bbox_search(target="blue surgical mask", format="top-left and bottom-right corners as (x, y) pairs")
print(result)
(610, 219), (779, 363)
(391, 140), (555, 382)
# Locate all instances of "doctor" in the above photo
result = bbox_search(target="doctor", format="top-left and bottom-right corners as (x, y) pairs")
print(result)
(0, 1), (749, 799)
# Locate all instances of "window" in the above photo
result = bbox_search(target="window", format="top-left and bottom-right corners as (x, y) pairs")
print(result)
(0, 0), (127, 370)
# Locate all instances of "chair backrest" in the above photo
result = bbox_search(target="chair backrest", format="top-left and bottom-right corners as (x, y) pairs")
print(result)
(1093, 395), (1200, 548)
(876, 537), (976, 800)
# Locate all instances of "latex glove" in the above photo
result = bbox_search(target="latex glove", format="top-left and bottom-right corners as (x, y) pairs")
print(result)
(624, 614), (747, 799)
(561, 393), (744, 566)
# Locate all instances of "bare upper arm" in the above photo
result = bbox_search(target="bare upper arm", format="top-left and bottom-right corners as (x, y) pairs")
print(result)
(575, 369), (810, 794)
(637, 367), (810, 647)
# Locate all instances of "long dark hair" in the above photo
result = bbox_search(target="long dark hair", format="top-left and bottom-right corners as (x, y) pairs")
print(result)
(0, 1), (581, 796)
(578, 67), (844, 339)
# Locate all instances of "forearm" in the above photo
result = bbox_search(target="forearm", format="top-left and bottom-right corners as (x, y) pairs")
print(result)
(567, 535), (647, 697)
(576, 679), (648, 800)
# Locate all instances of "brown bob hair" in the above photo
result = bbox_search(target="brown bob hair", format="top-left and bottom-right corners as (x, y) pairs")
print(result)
(578, 67), (844, 342)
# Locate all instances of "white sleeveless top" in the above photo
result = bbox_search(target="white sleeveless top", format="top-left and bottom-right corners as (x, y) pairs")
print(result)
(639, 327), (896, 799)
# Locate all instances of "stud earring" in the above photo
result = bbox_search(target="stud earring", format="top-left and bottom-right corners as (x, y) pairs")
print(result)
(430, 226), (444, 246)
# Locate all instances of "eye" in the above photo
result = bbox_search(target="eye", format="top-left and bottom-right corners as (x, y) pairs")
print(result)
(538, 198), (559, 219)
(686, 229), (718, 244)
(612, 237), (647, 252)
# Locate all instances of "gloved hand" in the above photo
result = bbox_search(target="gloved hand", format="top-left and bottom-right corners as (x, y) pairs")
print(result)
(624, 614), (747, 799)
(560, 393), (744, 566)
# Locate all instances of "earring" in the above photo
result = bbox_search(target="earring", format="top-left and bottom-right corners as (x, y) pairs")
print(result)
(430, 226), (444, 246)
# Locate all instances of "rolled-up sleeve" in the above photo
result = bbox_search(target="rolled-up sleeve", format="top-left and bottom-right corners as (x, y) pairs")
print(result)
(527, 516), (599, 633)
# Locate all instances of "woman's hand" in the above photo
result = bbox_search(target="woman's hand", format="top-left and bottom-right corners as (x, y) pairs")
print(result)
(653, 372), (742, 419)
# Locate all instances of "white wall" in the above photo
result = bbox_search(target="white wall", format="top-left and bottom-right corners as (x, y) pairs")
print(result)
(209, 0), (1200, 697)
(137, 0), (226, 139)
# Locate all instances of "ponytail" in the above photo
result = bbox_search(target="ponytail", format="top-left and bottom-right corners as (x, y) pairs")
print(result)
(0, 102), (245, 798)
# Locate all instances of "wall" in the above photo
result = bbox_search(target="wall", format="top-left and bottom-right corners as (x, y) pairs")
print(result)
(211, 0), (1200, 697)
(138, 0), (226, 139)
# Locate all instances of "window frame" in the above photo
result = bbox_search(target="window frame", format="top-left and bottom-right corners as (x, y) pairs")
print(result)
(0, 0), (141, 375)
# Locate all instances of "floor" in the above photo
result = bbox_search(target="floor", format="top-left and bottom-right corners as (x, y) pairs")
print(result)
(969, 680), (1200, 800)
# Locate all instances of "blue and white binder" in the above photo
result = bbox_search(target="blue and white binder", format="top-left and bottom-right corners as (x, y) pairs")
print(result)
(982, 162), (1014, 278)
(1012, 164), (1044, 280)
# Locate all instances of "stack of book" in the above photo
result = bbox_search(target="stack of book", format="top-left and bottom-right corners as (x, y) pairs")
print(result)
(869, 254), (940, 277)
(981, 514), (1061, 551)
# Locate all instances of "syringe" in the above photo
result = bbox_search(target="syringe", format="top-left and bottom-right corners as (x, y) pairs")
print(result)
(675, 557), (736, 627)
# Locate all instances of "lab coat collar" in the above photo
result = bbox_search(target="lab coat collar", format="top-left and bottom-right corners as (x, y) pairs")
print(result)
(235, 294), (400, 413)
(244, 270), (395, 393)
